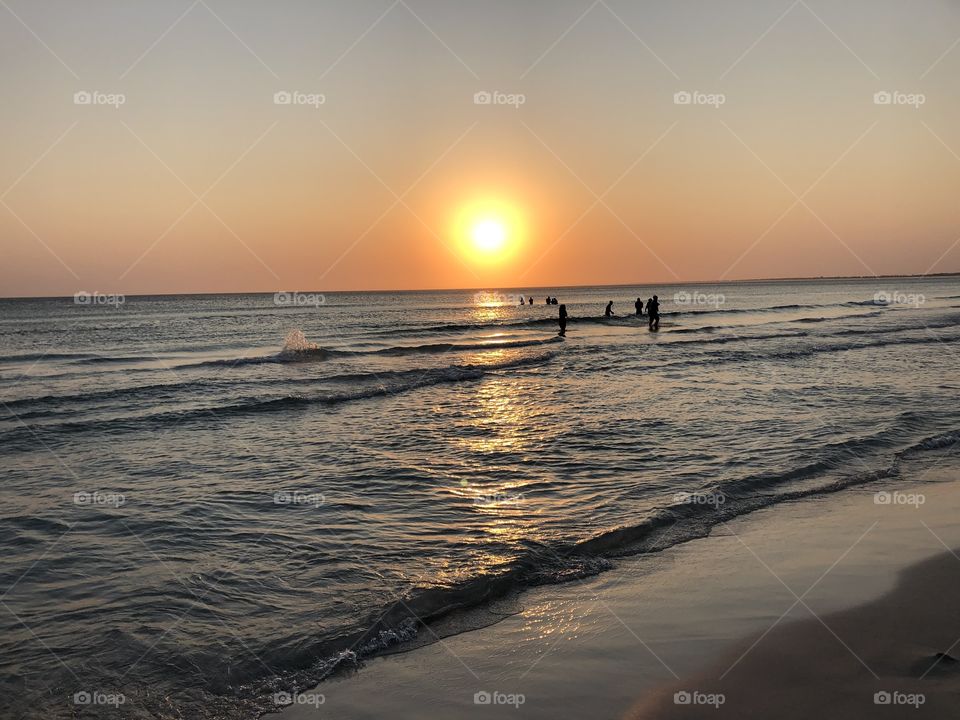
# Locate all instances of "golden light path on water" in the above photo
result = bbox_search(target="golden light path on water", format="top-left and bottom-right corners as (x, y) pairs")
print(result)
(427, 302), (557, 583)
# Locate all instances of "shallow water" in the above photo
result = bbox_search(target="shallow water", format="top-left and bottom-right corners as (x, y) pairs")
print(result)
(1, 277), (958, 717)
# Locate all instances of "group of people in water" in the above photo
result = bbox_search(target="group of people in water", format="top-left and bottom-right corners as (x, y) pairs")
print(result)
(605, 296), (661, 328)
(554, 294), (661, 337)
(638, 296), (661, 330)
(519, 296), (559, 305)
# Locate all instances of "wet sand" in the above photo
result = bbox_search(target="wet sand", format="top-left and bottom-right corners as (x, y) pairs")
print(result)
(269, 451), (960, 720)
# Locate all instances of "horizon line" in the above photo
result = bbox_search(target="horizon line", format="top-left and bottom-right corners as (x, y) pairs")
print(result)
(2, 271), (958, 301)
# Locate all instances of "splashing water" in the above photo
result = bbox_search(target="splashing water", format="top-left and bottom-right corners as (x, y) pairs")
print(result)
(282, 329), (320, 353)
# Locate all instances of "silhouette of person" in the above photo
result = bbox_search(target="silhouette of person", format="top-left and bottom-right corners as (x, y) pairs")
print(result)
(529, 296), (534, 306)
(520, 296), (525, 305)
(635, 297), (643, 316)
(546, 296), (551, 305)
(553, 297), (558, 305)
(648, 295), (660, 330)
(558, 304), (568, 336)
(605, 300), (615, 317)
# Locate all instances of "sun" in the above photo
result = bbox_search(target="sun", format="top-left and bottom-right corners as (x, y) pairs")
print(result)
(453, 199), (525, 264)
(471, 219), (507, 253)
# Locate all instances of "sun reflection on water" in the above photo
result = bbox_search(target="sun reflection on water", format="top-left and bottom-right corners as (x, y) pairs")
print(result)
(453, 376), (537, 454)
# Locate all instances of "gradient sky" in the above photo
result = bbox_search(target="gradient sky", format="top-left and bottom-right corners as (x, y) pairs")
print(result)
(1, 0), (959, 296)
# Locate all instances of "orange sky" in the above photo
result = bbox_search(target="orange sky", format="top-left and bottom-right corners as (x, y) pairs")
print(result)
(2, 0), (959, 297)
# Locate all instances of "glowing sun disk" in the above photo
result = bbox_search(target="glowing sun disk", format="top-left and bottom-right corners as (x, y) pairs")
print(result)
(472, 219), (507, 252)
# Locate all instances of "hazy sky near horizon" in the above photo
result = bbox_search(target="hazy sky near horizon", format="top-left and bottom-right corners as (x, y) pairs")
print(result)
(1, 0), (959, 296)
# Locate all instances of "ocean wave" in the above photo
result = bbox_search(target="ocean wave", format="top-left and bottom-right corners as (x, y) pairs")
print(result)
(179, 348), (330, 369)
(207, 419), (960, 716)
(846, 299), (888, 306)
(9, 330), (954, 421)
(671, 310), (884, 334)
(178, 335), (564, 369)
(667, 331), (808, 346)
(688, 332), (960, 365)
(903, 429), (960, 453)
(0, 352), (559, 452)
(0, 351), (99, 364)
(344, 335), (564, 357)
(831, 316), (960, 337)
(0, 379), (214, 420)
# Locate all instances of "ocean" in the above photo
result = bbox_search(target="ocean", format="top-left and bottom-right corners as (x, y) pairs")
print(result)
(1, 276), (959, 718)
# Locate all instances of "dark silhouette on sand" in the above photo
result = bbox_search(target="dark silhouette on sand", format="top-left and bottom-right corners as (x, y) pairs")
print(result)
(647, 295), (660, 330)
(558, 304), (568, 336)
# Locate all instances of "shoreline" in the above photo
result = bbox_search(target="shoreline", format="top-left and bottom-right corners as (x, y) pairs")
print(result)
(251, 426), (960, 718)
(269, 449), (960, 719)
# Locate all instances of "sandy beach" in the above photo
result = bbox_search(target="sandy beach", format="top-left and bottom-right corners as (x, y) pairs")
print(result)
(270, 450), (960, 719)
(630, 547), (960, 719)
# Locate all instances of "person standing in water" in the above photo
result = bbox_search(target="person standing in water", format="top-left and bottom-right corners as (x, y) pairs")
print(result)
(635, 297), (643, 316)
(558, 304), (568, 336)
(605, 300), (615, 317)
(647, 294), (661, 330)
